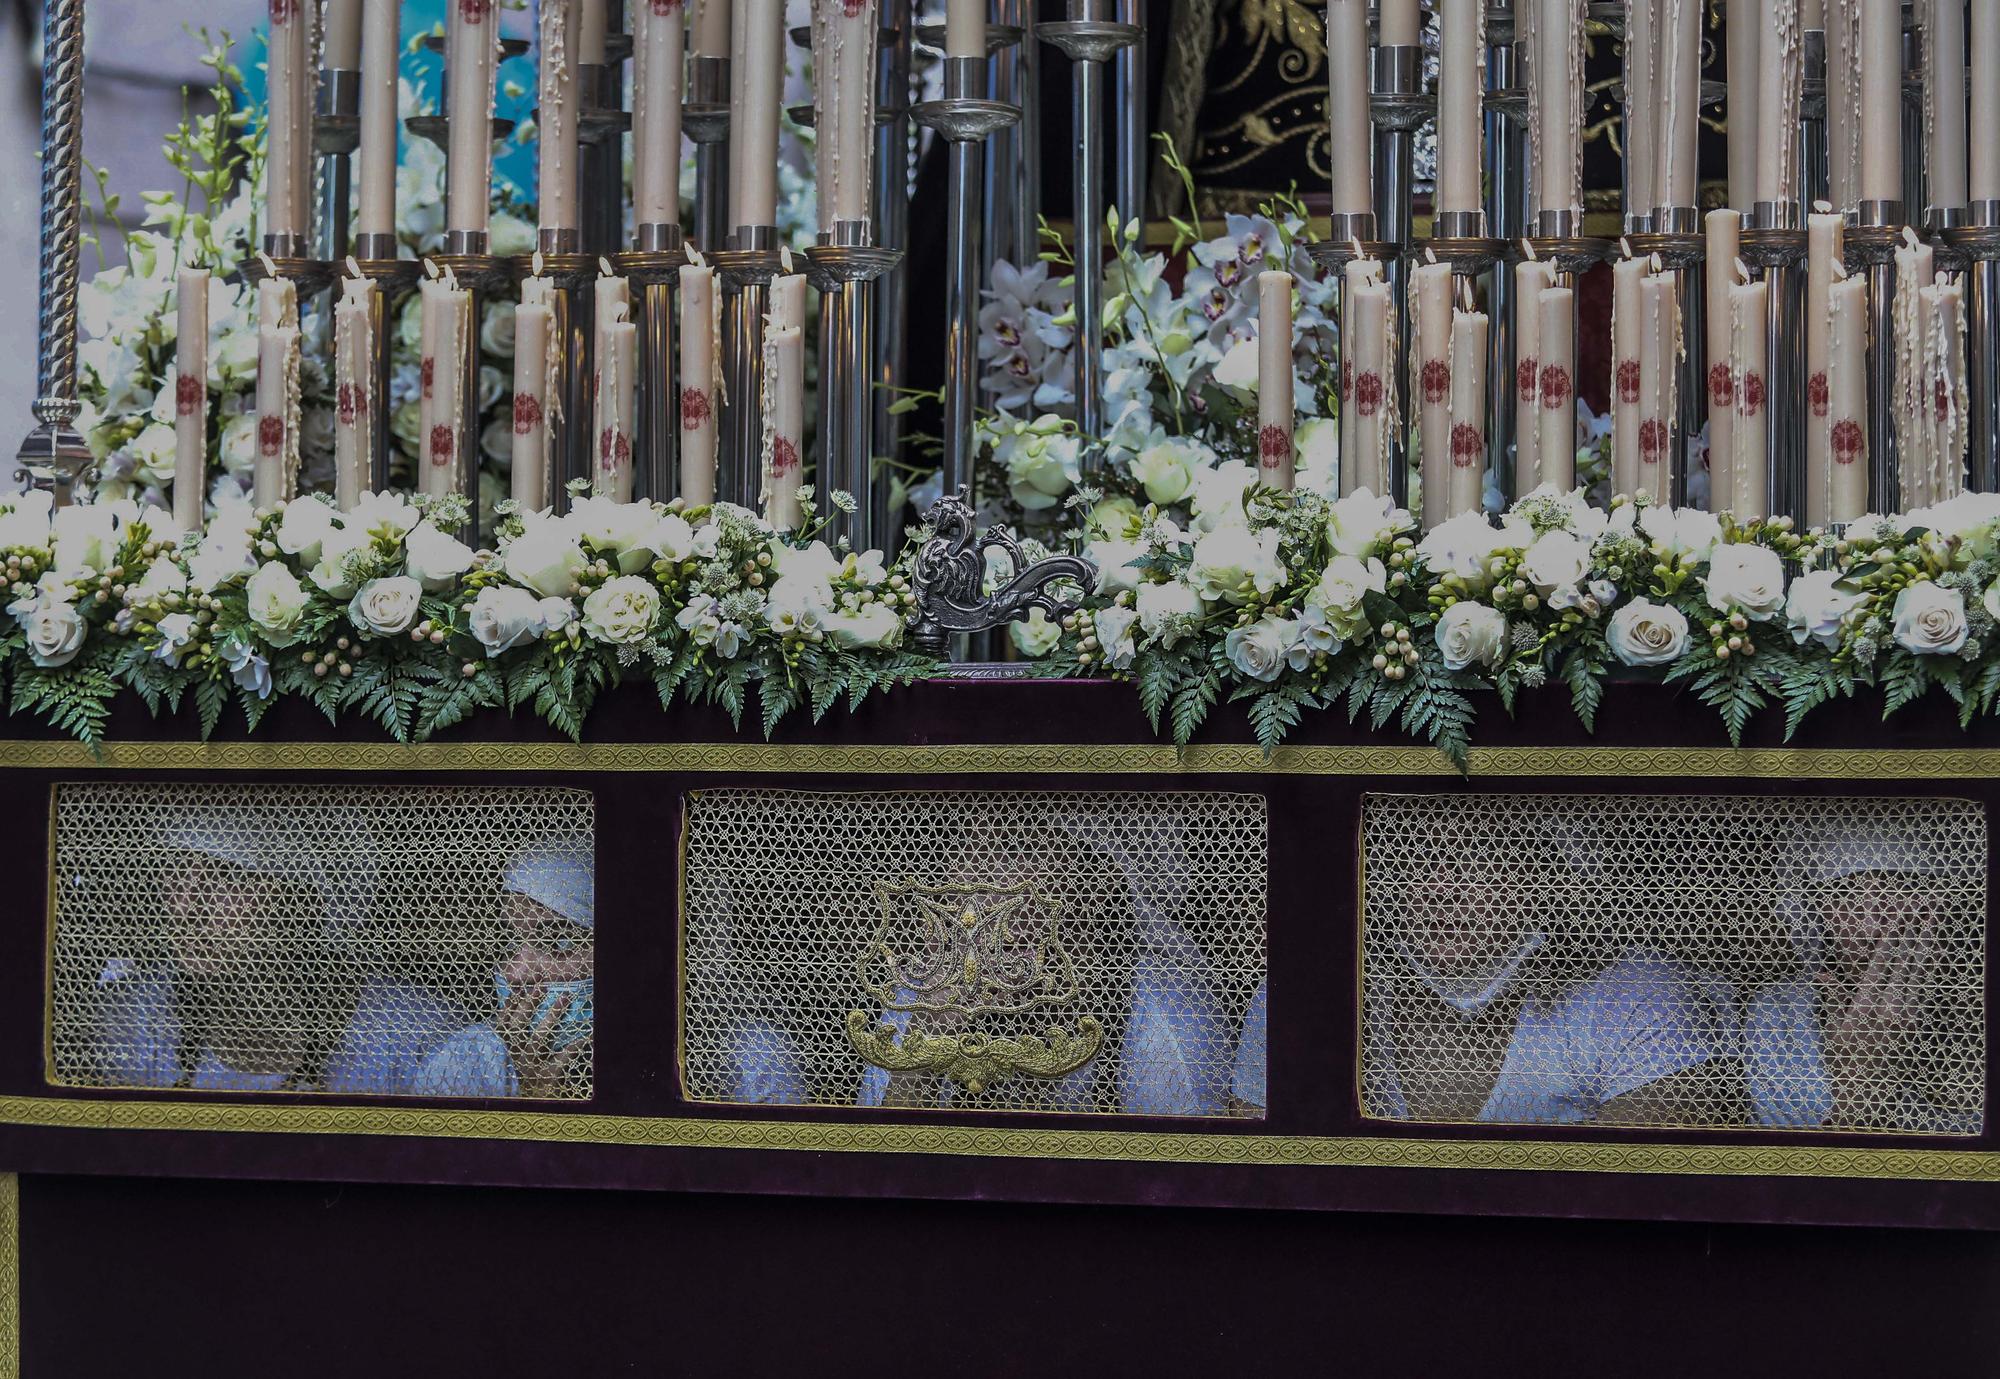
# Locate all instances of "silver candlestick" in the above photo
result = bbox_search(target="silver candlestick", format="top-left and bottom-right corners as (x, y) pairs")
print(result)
(712, 229), (782, 509)
(1629, 209), (1706, 509)
(873, 0), (916, 547)
(1799, 29), (1828, 209)
(1371, 40), (1434, 508)
(579, 54), (634, 257)
(315, 67), (361, 266)
(1945, 206), (2000, 493)
(985, 1), (1032, 270)
(1847, 205), (1906, 513)
(685, 57), (732, 253)
(1742, 202), (1809, 520)
(1484, 1), (1524, 499)
(806, 224), (904, 551)
(519, 242), (598, 516)
(1114, 0), (1148, 223)
(617, 222), (686, 505)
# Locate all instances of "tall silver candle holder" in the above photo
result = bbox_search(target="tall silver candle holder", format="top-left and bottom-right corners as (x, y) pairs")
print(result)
(517, 240), (599, 515)
(873, 1), (916, 544)
(711, 228), (783, 510)
(1040, 8), (1140, 473)
(1113, 0), (1148, 224)
(684, 57), (733, 253)
(1740, 204), (1809, 520)
(806, 225), (904, 551)
(1799, 29), (1828, 209)
(616, 222), (686, 504)
(314, 66), (360, 266)
(1426, 211), (1508, 477)
(1944, 207), (2000, 493)
(578, 39), (635, 256)
(1370, 40), (1435, 507)
(912, 20), (1026, 292)
(1846, 203), (1906, 513)
(984, 1), (1034, 271)
(1484, 1), (1525, 500)
(1627, 210), (1706, 508)
(913, 56), (1021, 501)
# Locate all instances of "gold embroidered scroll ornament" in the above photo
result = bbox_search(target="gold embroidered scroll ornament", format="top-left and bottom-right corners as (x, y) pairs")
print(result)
(845, 881), (1104, 1095)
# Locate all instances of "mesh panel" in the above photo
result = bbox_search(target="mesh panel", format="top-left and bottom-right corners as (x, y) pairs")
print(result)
(1361, 794), (1987, 1134)
(682, 790), (1269, 1117)
(50, 783), (595, 1099)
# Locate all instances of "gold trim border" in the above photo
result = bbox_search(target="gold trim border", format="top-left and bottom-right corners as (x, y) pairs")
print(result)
(6, 740), (2000, 779)
(0, 1094), (1995, 1182)
(0, 1174), (16, 1379)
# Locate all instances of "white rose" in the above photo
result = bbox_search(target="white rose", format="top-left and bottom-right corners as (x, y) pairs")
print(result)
(504, 518), (588, 597)
(1324, 487), (1410, 558)
(537, 596), (578, 635)
(467, 584), (546, 654)
(1088, 494), (1142, 539)
(273, 498), (337, 566)
(489, 210), (537, 259)
(580, 574), (662, 645)
(127, 422), (178, 488)
(1890, 581), (1969, 655)
(1188, 524), (1284, 604)
(245, 562), (310, 646)
(1223, 615), (1298, 682)
(404, 520), (475, 591)
(1010, 606), (1063, 658)
(1085, 538), (1146, 596)
(1135, 579), (1204, 650)
(1606, 596), (1691, 666)
(1434, 600), (1507, 670)
(1129, 437), (1202, 506)
(1308, 554), (1387, 638)
(1786, 568), (1864, 649)
(1093, 605), (1140, 670)
(1704, 544), (1788, 622)
(217, 414), (259, 477)
(1520, 530), (1591, 598)
(348, 575), (423, 637)
(1640, 505), (1722, 564)
(21, 598), (85, 668)
(824, 602), (904, 649)
(479, 300), (518, 359)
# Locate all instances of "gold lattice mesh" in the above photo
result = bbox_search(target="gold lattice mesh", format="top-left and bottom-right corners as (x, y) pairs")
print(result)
(1361, 794), (1987, 1134)
(50, 783), (595, 1099)
(681, 790), (1269, 1117)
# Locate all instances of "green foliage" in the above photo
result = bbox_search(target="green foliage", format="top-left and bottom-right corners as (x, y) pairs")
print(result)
(10, 648), (119, 749)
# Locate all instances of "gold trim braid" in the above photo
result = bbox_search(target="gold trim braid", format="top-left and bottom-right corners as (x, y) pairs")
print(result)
(2, 740), (1999, 779)
(0, 1094), (1994, 1182)
(0, 1174), (16, 1379)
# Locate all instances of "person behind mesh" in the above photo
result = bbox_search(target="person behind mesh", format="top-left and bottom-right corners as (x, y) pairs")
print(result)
(1744, 824), (1981, 1134)
(1361, 816), (1747, 1126)
(81, 810), (514, 1096)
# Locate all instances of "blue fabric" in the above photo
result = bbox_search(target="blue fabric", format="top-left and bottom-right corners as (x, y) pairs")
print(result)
(1744, 978), (1835, 1128)
(1229, 980), (1268, 1109)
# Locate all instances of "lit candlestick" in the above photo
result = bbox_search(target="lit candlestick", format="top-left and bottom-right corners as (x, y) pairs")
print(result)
(1514, 255), (1554, 496)
(680, 255), (719, 506)
(1446, 305), (1490, 517)
(356, 0), (401, 242)
(446, 0), (501, 237)
(1827, 267), (1869, 520)
(1380, 0), (1421, 45)
(769, 259), (808, 333)
(1532, 0), (1582, 220)
(634, 0), (688, 232)
(1347, 276), (1395, 496)
(1638, 266), (1678, 505)
(265, 0), (310, 243)
(1926, 0), (1968, 212)
(1654, 0), (1700, 212)
(1703, 209), (1739, 506)
(731, 0), (784, 229)
(513, 267), (556, 513)
(173, 268), (209, 533)
(1805, 206), (1844, 525)
(764, 324), (805, 528)
(946, 0), (986, 57)
(1327, 0), (1372, 217)
(1624, 0), (1656, 219)
(1256, 270), (1296, 490)
(1755, 0), (1801, 207)
(694, 0), (731, 56)
(1858, 0), (1902, 203)
(539, 0), (583, 236)
(1611, 252), (1646, 495)
(1536, 285), (1576, 490)
(1436, 0), (1486, 215)
(1339, 254), (1385, 494)
(596, 261), (632, 328)
(814, 0), (880, 229)
(1413, 259), (1456, 525)
(257, 274), (297, 332)
(1729, 268), (1770, 515)
(333, 270), (376, 512)
(1727, 0), (1761, 209)
(325, 0), (364, 69)
(578, 0), (608, 64)
(1975, 0), (2000, 201)
(596, 307), (638, 501)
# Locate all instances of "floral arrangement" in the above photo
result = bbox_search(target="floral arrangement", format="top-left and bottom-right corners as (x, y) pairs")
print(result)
(0, 490), (928, 748)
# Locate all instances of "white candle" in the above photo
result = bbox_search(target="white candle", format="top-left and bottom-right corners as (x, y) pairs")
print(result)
(764, 324), (806, 529)
(769, 268), (807, 333)
(1380, 0), (1421, 45)
(1755, 0), (1802, 206)
(1514, 257), (1554, 496)
(333, 274), (376, 512)
(356, 0), (401, 242)
(1638, 268), (1677, 505)
(595, 266), (632, 327)
(1926, 0), (1968, 211)
(1805, 207), (1844, 525)
(257, 275), (298, 332)
(539, 0), (583, 235)
(731, 0), (784, 230)
(1893, 231), (1935, 497)
(173, 268), (209, 534)
(814, 0), (880, 229)
(254, 322), (300, 511)
(1413, 260), (1456, 525)
(577, 0), (608, 64)
(1624, 0), (1656, 220)
(1348, 277), (1395, 497)
(1727, 0), (1761, 209)
(1446, 307), (1490, 518)
(1654, 0), (1701, 211)
(325, 0), (365, 69)
(1858, 0), (1903, 203)
(946, 0), (986, 57)
(1327, 0), (1372, 217)
(1536, 285), (1576, 490)
(265, 0), (310, 242)
(634, 0), (688, 231)
(1612, 254), (1647, 496)
(1533, 0), (1582, 219)
(679, 259), (719, 506)
(1339, 255), (1385, 495)
(1729, 275), (1770, 515)
(1257, 271), (1296, 490)
(1436, 0), (1486, 215)
(595, 311), (638, 500)
(694, 0), (732, 56)
(1827, 269), (1870, 519)
(446, 0), (501, 236)
(513, 274), (555, 513)
(1975, 0), (2000, 201)
(1827, 0), (1858, 209)
(1703, 209), (1739, 506)
(1926, 273), (1969, 501)
(420, 271), (471, 499)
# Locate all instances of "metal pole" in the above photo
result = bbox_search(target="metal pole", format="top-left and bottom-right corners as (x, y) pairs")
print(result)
(1854, 202), (1905, 513)
(1113, 0), (1147, 223)
(942, 59), (988, 494)
(987, 0), (1023, 269)
(1371, 41), (1427, 508)
(872, 0), (914, 543)
(1485, 4), (1520, 494)
(1965, 203), (2000, 492)
(1800, 29), (1828, 209)
(688, 56), (733, 252)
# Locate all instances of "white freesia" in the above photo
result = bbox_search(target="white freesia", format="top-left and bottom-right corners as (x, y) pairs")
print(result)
(1187, 460), (1256, 533)
(273, 498), (337, 566)
(1210, 336), (1260, 391)
(1639, 505), (1722, 564)
(154, 611), (196, 665)
(1187, 524), (1284, 604)
(186, 529), (256, 592)
(224, 642), (272, 698)
(649, 512), (698, 563)
(1703, 544), (1787, 621)
(1417, 510), (1525, 588)
(346, 490), (421, 537)
(537, 596), (578, 635)
(1786, 569), (1864, 649)
(774, 541), (843, 587)
(503, 517), (588, 597)
(1093, 605), (1139, 669)
(347, 575), (423, 637)
(1324, 487), (1409, 558)
(404, 520), (475, 591)
(245, 562), (310, 646)
(1519, 530), (1591, 598)
(568, 496), (662, 573)
(1890, 581), (1969, 655)
(307, 523), (374, 597)
(1606, 597), (1690, 666)
(824, 602), (903, 649)
(1434, 601), (1507, 670)
(1308, 554), (1387, 638)
(1906, 490), (2000, 560)
(1086, 537), (1147, 596)
(1223, 614), (1297, 682)
(580, 575), (662, 645)
(130, 555), (186, 603)
(467, 585), (546, 654)
(50, 503), (121, 576)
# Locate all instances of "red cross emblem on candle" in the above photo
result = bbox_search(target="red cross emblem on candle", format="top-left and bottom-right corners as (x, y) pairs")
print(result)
(1739, 370), (1765, 417)
(458, 0), (493, 21)
(257, 415), (285, 457)
(1615, 358), (1641, 405)
(1420, 357), (1451, 405)
(1355, 370), (1384, 418)
(1257, 424), (1291, 469)
(601, 428), (632, 472)
(681, 387), (711, 430)
(420, 357), (436, 399)
(1832, 418), (1863, 465)
(1517, 357), (1538, 404)
(337, 381), (366, 427)
(513, 392), (543, 435)
(771, 436), (800, 476)
(269, 0), (298, 25)
(175, 373), (203, 418)
(1936, 377), (1951, 422)
(1638, 417), (1664, 468)
(1708, 362), (1733, 409)
(1808, 370), (1829, 418)
(429, 424), (456, 467)
(1539, 363), (1571, 410)
(1340, 361), (1352, 402)
(840, 0), (865, 14)
(1449, 422), (1482, 468)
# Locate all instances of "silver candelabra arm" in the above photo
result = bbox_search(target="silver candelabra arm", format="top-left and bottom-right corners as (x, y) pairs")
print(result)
(15, 0), (91, 500)
(907, 489), (1099, 658)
